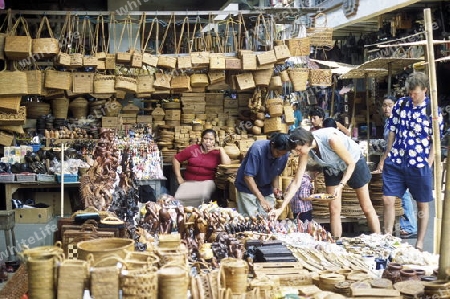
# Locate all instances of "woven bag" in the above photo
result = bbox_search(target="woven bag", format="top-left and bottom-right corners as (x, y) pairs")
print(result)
(45, 69), (72, 90)
(25, 69), (44, 95)
(236, 73), (255, 91)
(241, 53), (257, 70)
(253, 69), (273, 86)
(266, 98), (284, 117)
(137, 74), (155, 94)
(190, 73), (208, 87)
(32, 16), (59, 58)
(154, 73), (172, 90)
(269, 76), (282, 90)
(0, 32), (5, 60)
(225, 57), (242, 70)
(0, 66), (28, 96)
(142, 17), (158, 67)
(286, 37), (311, 57)
(209, 54), (226, 70)
(288, 68), (309, 91)
(171, 75), (191, 91)
(157, 55), (177, 69)
(191, 51), (210, 67)
(5, 16), (32, 60)
(257, 50), (277, 66)
(0, 96), (21, 113)
(208, 71), (225, 85)
(73, 72), (94, 94)
(94, 74), (115, 93)
(274, 44), (291, 61)
(309, 69), (332, 86)
(115, 76), (137, 93)
(306, 13), (334, 48)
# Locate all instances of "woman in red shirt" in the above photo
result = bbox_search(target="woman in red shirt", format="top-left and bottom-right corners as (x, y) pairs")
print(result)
(172, 129), (231, 207)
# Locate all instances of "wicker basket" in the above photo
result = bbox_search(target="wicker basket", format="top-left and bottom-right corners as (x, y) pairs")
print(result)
(69, 97), (89, 119)
(26, 70), (44, 96)
(0, 68), (28, 96)
(266, 98), (284, 117)
(157, 264), (189, 299)
(288, 68), (309, 91)
(27, 254), (62, 299)
(280, 70), (290, 83)
(137, 74), (155, 94)
(241, 53), (258, 70)
(90, 262), (120, 299)
(236, 73), (256, 91)
(45, 69), (72, 90)
(306, 13), (334, 48)
(124, 251), (160, 270)
(76, 237), (135, 262)
(309, 69), (332, 86)
(220, 257), (248, 295)
(72, 72), (94, 94)
(190, 73), (209, 87)
(4, 17), (32, 60)
(256, 50), (277, 66)
(57, 259), (90, 299)
(156, 245), (188, 267)
(264, 117), (283, 133)
(121, 268), (158, 299)
(32, 16), (59, 58)
(23, 101), (50, 119)
(157, 55), (177, 69)
(274, 44), (291, 61)
(52, 97), (70, 119)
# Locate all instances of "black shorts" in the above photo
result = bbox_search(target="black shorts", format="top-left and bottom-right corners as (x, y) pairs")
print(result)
(323, 156), (372, 189)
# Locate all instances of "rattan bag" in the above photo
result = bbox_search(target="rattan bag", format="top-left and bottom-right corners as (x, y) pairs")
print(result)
(45, 69), (72, 90)
(4, 16), (32, 60)
(94, 74), (115, 93)
(32, 16), (60, 58)
(73, 72), (94, 94)
(0, 66), (28, 96)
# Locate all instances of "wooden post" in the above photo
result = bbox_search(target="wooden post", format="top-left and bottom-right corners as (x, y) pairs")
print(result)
(424, 8), (443, 257)
(365, 73), (370, 161)
(330, 80), (336, 116)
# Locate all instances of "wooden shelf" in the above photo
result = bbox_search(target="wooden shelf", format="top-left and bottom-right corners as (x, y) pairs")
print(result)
(45, 139), (99, 147)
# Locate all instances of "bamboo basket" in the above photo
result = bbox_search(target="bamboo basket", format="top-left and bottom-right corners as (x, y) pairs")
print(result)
(253, 69), (273, 87)
(76, 237), (135, 262)
(269, 76), (282, 90)
(27, 254), (63, 299)
(23, 101), (50, 119)
(90, 261), (120, 299)
(122, 270), (158, 299)
(157, 263), (189, 299)
(52, 97), (70, 119)
(266, 98), (283, 117)
(57, 259), (90, 299)
(306, 13), (334, 48)
(124, 251), (160, 270)
(0, 96), (21, 113)
(220, 257), (248, 295)
(279, 70), (290, 83)
(156, 244), (188, 267)
(288, 68), (309, 91)
(94, 74), (116, 93)
(0, 263), (28, 299)
(309, 69), (332, 87)
(264, 117), (283, 133)
(69, 97), (89, 119)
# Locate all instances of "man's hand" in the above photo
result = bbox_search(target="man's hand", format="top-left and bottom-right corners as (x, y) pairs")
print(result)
(273, 188), (283, 200)
(269, 208), (283, 220)
(260, 198), (272, 212)
(334, 184), (344, 197)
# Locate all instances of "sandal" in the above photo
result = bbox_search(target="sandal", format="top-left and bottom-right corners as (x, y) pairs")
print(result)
(400, 230), (417, 239)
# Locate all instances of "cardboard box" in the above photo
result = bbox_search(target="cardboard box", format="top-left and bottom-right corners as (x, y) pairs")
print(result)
(15, 206), (54, 224)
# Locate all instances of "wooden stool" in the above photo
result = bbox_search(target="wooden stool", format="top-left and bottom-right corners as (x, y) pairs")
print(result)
(0, 210), (16, 261)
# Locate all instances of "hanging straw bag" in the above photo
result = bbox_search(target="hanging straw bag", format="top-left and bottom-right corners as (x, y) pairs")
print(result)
(45, 68), (72, 90)
(241, 51), (257, 70)
(94, 15), (107, 61)
(288, 68), (309, 91)
(116, 17), (133, 64)
(94, 74), (116, 93)
(32, 16), (59, 58)
(171, 75), (190, 91)
(25, 68), (44, 95)
(274, 42), (291, 61)
(81, 18), (98, 67)
(142, 17), (159, 67)
(0, 64), (28, 96)
(115, 75), (137, 93)
(176, 17), (192, 70)
(286, 37), (310, 57)
(154, 72), (172, 90)
(55, 13), (71, 66)
(235, 72), (255, 91)
(253, 68), (273, 86)
(309, 69), (332, 87)
(208, 70), (225, 85)
(157, 14), (177, 69)
(190, 18), (210, 68)
(136, 72), (155, 94)
(306, 13), (334, 48)
(73, 72), (94, 93)
(69, 16), (83, 67)
(190, 73), (208, 87)
(130, 13), (145, 68)
(5, 16), (32, 60)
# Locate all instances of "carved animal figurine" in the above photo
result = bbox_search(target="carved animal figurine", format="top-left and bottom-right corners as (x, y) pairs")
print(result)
(159, 207), (173, 234)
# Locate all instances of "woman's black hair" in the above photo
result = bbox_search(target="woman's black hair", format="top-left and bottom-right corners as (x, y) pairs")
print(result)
(201, 129), (216, 138)
(309, 106), (325, 119)
(323, 118), (337, 128)
(383, 95), (397, 102)
(288, 127), (315, 147)
(270, 132), (292, 151)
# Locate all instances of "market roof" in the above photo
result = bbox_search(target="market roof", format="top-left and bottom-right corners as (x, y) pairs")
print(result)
(310, 59), (358, 74)
(358, 57), (424, 73)
(377, 40), (450, 47)
(339, 68), (388, 79)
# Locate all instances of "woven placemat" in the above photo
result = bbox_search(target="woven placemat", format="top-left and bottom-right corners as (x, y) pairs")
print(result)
(0, 264), (28, 298)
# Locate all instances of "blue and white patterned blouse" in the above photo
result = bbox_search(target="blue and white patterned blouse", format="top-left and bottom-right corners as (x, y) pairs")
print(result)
(387, 97), (444, 168)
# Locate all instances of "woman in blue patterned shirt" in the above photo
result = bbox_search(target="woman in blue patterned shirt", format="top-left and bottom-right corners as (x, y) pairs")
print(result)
(379, 72), (444, 251)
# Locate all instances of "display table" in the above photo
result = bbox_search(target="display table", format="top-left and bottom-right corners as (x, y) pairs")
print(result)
(0, 182), (80, 211)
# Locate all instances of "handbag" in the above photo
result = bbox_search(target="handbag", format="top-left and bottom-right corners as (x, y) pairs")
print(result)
(0, 64), (28, 96)
(153, 72), (172, 90)
(32, 16), (59, 58)
(235, 72), (255, 91)
(142, 17), (158, 67)
(4, 16), (32, 60)
(157, 13), (176, 69)
(176, 17), (192, 70)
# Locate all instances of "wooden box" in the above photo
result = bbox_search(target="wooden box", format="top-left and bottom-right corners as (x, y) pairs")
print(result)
(137, 115), (153, 124)
(224, 98), (239, 108)
(119, 114), (137, 124)
(102, 116), (118, 128)
(15, 206), (53, 224)
(165, 109), (181, 121)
